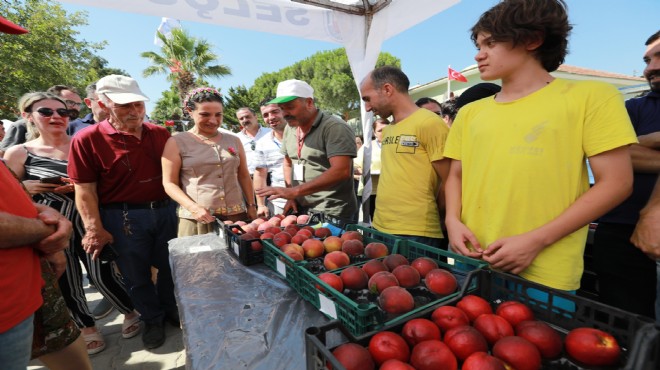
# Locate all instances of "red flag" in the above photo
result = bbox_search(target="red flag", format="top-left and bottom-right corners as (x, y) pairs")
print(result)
(448, 67), (468, 82)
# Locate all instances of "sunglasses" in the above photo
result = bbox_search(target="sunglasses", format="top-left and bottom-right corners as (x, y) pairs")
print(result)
(64, 100), (82, 109)
(250, 140), (256, 151)
(34, 107), (74, 119)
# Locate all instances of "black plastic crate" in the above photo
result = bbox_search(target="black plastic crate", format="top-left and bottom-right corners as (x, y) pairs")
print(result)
(305, 269), (658, 370)
(223, 223), (264, 266)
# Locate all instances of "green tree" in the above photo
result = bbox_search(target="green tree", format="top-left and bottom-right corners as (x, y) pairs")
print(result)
(141, 28), (232, 106)
(0, 0), (106, 118)
(249, 48), (400, 121)
(150, 84), (184, 124)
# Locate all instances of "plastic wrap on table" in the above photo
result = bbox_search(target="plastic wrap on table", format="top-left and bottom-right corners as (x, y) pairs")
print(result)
(169, 233), (330, 370)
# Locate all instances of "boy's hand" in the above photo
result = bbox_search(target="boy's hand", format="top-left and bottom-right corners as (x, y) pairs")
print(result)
(445, 218), (483, 259)
(631, 206), (660, 260)
(482, 233), (545, 274)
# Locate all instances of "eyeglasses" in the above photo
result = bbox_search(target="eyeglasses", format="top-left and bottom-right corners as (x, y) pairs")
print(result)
(250, 141), (256, 151)
(64, 100), (82, 109)
(34, 107), (73, 118)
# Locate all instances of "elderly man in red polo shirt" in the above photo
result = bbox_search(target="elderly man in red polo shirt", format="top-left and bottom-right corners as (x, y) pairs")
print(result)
(68, 75), (178, 350)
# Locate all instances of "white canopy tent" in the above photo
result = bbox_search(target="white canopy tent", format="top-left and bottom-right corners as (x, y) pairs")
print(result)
(55, 0), (461, 222)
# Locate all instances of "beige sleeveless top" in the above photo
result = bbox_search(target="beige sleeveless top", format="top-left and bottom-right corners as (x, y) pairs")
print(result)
(173, 132), (246, 218)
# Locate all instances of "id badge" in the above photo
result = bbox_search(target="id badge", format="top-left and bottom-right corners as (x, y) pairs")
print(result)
(294, 163), (304, 182)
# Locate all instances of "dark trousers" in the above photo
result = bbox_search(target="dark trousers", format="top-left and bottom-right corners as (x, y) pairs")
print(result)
(100, 202), (178, 324)
(592, 222), (656, 319)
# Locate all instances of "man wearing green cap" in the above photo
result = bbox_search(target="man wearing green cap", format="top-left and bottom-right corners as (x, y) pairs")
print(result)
(256, 79), (357, 221)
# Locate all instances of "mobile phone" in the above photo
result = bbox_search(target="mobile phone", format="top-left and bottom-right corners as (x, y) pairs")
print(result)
(40, 176), (65, 185)
(98, 243), (119, 262)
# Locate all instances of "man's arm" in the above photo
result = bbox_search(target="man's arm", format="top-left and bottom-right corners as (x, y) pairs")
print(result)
(74, 182), (113, 260)
(631, 177), (660, 259)
(432, 158), (450, 217)
(0, 210), (59, 249)
(444, 159), (483, 258)
(629, 132), (660, 173)
(253, 167), (269, 217)
(256, 155), (353, 200)
(483, 146), (633, 273)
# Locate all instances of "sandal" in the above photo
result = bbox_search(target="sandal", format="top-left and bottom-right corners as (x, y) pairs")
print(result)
(122, 313), (141, 339)
(82, 330), (106, 355)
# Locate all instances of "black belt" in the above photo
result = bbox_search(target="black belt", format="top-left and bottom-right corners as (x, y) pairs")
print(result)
(102, 199), (170, 210)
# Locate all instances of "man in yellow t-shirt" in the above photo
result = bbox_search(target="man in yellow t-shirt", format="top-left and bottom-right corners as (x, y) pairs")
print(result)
(360, 66), (450, 249)
(444, 0), (637, 292)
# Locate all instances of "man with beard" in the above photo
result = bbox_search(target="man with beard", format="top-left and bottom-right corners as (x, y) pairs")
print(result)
(595, 30), (660, 319)
(360, 66), (449, 249)
(256, 79), (357, 221)
(253, 99), (287, 217)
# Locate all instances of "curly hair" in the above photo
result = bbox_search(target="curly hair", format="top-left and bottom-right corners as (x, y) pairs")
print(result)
(471, 0), (572, 72)
(183, 87), (223, 111)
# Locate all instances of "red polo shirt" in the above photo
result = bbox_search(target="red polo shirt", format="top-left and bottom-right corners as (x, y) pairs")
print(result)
(0, 163), (42, 333)
(68, 120), (171, 204)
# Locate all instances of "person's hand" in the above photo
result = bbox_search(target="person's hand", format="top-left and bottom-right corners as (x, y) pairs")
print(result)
(82, 227), (114, 260)
(247, 206), (258, 220)
(482, 232), (546, 274)
(34, 204), (72, 254)
(44, 251), (67, 278)
(257, 205), (270, 218)
(631, 207), (660, 260)
(189, 203), (215, 224)
(283, 199), (299, 215)
(445, 217), (483, 259)
(22, 180), (60, 195)
(255, 186), (298, 201)
(637, 132), (660, 148)
(52, 178), (75, 194)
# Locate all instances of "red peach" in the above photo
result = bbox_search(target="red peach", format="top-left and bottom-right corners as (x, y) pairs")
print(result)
(302, 238), (325, 258)
(411, 257), (439, 278)
(340, 230), (363, 242)
(392, 265), (421, 288)
(456, 295), (493, 322)
(383, 254), (409, 271)
(272, 232), (292, 248)
(431, 305), (470, 333)
(323, 251), (350, 270)
(341, 239), (364, 256)
(378, 286), (414, 314)
(323, 236), (343, 253)
(364, 242), (389, 258)
(331, 343), (375, 370)
(368, 271), (399, 294)
(317, 272), (343, 293)
(362, 259), (389, 277)
(314, 227), (332, 238)
(340, 266), (369, 291)
(424, 269), (457, 295)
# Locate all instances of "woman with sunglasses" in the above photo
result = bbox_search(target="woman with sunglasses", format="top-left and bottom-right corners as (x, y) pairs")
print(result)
(4, 92), (140, 360)
(162, 87), (257, 236)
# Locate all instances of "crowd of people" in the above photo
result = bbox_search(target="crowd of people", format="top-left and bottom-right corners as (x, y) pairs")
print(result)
(1, 0), (659, 368)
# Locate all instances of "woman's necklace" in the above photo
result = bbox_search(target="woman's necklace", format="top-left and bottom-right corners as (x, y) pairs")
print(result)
(191, 130), (219, 141)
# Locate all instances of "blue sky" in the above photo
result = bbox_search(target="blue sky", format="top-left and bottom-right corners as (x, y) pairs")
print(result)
(59, 0), (658, 114)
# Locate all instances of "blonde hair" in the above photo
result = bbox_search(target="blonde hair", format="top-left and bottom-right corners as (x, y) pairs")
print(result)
(18, 92), (67, 140)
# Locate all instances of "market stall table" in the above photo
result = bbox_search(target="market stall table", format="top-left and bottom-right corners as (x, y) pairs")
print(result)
(169, 233), (330, 369)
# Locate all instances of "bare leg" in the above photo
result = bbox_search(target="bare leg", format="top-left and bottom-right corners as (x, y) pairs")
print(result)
(37, 335), (92, 370)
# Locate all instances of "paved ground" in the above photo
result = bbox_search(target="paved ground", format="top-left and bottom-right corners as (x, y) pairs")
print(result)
(28, 281), (187, 370)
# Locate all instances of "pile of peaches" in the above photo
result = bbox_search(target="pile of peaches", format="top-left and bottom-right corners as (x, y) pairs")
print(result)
(225, 213), (316, 252)
(329, 295), (622, 370)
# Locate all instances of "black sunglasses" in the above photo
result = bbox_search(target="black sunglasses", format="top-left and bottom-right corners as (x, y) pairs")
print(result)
(250, 140), (256, 151)
(34, 107), (74, 119)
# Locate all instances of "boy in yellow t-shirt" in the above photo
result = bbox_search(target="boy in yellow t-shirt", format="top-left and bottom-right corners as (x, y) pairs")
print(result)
(444, 0), (637, 292)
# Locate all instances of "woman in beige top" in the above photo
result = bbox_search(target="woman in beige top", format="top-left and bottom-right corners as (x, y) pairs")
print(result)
(162, 87), (257, 236)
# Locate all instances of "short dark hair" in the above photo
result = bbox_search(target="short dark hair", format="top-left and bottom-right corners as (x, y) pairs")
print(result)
(259, 97), (275, 107)
(415, 97), (441, 108)
(236, 107), (256, 116)
(471, 0), (572, 72)
(440, 101), (458, 121)
(47, 84), (79, 97)
(646, 30), (660, 46)
(372, 116), (390, 130)
(370, 66), (410, 93)
(85, 83), (97, 99)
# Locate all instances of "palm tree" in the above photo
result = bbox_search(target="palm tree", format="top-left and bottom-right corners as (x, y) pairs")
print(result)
(141, 27), (231, 104)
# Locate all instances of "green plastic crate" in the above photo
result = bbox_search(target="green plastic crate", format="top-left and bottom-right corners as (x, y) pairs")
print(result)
(296, 239), (487, 336)
(263, 224), (404, 291)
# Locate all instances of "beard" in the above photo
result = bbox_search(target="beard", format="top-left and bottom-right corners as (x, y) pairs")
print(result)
(646, 69), (660, 93)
